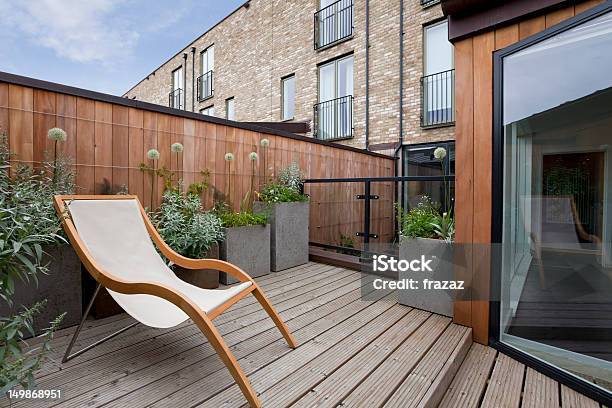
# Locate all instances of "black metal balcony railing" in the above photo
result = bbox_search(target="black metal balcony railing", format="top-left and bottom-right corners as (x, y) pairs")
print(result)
(169, 88), (183, 109)
(197, 70), (214, 101)
(420, 0), (441, 7)
(313, 95), (354, 141)
(420, 69), (455, 127)
(314, 0), (354, 50)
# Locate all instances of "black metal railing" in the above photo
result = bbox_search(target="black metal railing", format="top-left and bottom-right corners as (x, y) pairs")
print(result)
(303, 175), (455, 252)
(420, 0), (440, 7)
(421, 69), (455, 127)
(197, 70), (214, 101)
(313, 95), (354, 141)
(314, 0), (354, 50)
(168, 88), (183, 109)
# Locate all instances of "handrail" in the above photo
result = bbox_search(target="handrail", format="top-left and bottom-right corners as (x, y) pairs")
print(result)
(313, 95), (354, 141)
(314, 0), (354, 49)
(197, 70), (214, 101)
(168, 88), (183, 109)
(420, 69), (455, 127)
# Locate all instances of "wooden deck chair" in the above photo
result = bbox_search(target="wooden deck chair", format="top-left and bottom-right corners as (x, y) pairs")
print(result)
(54, 195), (297, 408)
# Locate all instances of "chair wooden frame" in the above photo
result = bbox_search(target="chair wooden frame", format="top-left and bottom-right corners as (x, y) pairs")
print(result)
(54, 195), (297, 408)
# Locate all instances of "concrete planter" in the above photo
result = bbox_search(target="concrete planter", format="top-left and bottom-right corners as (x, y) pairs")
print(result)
(254, 201), (309, 271)
(219, 224), (270, 285)
(173, 243), (220, 289)
(398, 237), (454, 317)
(0, 244), (82, 335)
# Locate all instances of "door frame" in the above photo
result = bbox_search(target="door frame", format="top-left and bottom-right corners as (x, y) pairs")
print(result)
(490, 2), (612, 405)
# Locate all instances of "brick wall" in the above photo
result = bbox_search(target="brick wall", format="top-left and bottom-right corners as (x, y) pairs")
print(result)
(124, 0), (455, 150)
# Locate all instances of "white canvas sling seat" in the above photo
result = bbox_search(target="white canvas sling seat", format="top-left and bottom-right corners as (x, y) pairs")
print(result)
(67, 198), (252, 327)
(54, 195), (297, 408)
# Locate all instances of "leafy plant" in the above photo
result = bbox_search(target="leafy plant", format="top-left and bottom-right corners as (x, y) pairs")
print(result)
(213, 202), (267, 228)
(152, 190), (224, 259)
(278, 162), (304, 191)
(398, 197), (455, 241)
(258, 183), (308, 204)
(397, 197), (440, 239)
(0, 133), (70, 395)
(431, 211), (455, 243)
(259, 163), (308, 204)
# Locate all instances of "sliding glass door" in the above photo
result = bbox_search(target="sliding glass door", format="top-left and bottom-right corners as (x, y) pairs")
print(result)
(497, 8), (612, 395)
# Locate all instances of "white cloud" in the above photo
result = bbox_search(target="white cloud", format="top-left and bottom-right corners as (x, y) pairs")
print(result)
(0, 0), (139, 64)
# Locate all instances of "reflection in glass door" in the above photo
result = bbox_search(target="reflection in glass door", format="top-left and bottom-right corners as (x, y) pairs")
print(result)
(499, 9), (612, 394)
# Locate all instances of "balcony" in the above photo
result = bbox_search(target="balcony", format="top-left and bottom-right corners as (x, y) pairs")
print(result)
(421, 69), (455, 127)
(168, 88), (183, 109)
(197, 70), (214, 101)
(313, 95), (354, 141)
(314, 0), (354, 50)
(421, 0), (441, 7)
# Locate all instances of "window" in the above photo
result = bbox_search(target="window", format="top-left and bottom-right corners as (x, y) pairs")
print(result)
(421, 20), (454, 126)
(200, 105), (214, 116)
(315, 0), (354, 49)
(496, 8), (612, 394)
(314, 55), (354, 140)
(402, 141), (455, 211)
(281, 75), (295, 121)
(198, 45), (214, 100)
(169, 66), (183, 109)
(225, 97), (235, 120)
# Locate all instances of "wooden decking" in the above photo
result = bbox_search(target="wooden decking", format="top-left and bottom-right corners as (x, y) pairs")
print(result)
(2, 262), (605, 407)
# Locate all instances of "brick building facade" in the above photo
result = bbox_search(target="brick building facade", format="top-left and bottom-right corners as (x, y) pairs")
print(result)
(124, 0), (455, 155)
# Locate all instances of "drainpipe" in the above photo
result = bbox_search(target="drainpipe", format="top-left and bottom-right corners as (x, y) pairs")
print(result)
(182, 53), (188, 110)
(395, 0), (405, 222)
(191, 47), (196, 112)
(365, 0), (370, 150)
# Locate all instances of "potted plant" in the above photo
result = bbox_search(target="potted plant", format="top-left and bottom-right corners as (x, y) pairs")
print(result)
(152, 189), (224, 288)
(214, 202), (270, 284)
(397, 146), (455, 316)
(0, 132), (70, 397)
(0, 131), (82, 333)
(254, 162), (309, 271)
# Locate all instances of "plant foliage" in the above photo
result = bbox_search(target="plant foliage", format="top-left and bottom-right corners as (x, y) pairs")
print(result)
(152, 190), (224, 259)
(0, 133), (70, 395)
(259, 163), (308, 204)
(213, 202), (267, 228)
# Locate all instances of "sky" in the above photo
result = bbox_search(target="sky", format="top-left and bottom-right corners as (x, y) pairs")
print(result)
(0, 0), (245, 96)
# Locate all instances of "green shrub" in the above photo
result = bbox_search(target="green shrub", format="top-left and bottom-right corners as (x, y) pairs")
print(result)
(0, 133), (70, 395)
(259, 163), (308, 204)
(398, 197), (440, 239)
(152, 190), (224, 259)
(213, 202), (267, 228)
(258, 183), (308, 204)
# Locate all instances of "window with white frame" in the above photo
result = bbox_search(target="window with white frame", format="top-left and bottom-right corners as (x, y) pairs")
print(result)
(422, 20), (454, 126)
(315, 55), (353, 140)
(170, 66), (183, 109)
(281, 75), (295, 121)
(225, 97), (235, 120)
(198, 45), (214, 100)
(200, 105), (214, 116)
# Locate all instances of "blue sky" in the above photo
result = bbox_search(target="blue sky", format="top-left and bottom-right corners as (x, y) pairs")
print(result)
(0, 0), (245, 96)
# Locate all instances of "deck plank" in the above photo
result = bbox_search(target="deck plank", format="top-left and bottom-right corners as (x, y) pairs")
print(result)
(36, 264), (347, 377)
(337, 315), (452, 408)
(20, 269), (361, 408)
(270, 309), (435, 408)
(383, 325), (472, 408)
(480, 353), (525, 408)
(522, 367), (560, 408)
(439, 343), (497, 408)
(192, 294), (401, 408)
(561, 385), (600, 408)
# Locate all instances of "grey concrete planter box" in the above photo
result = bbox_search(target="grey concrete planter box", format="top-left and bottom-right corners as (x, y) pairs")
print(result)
(219, 224), (270, 285)
(0, 244), (82, 336)
(173, 243), (220, 289)
(398, 237), (454, 317)
(254, 201), (309, 271)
